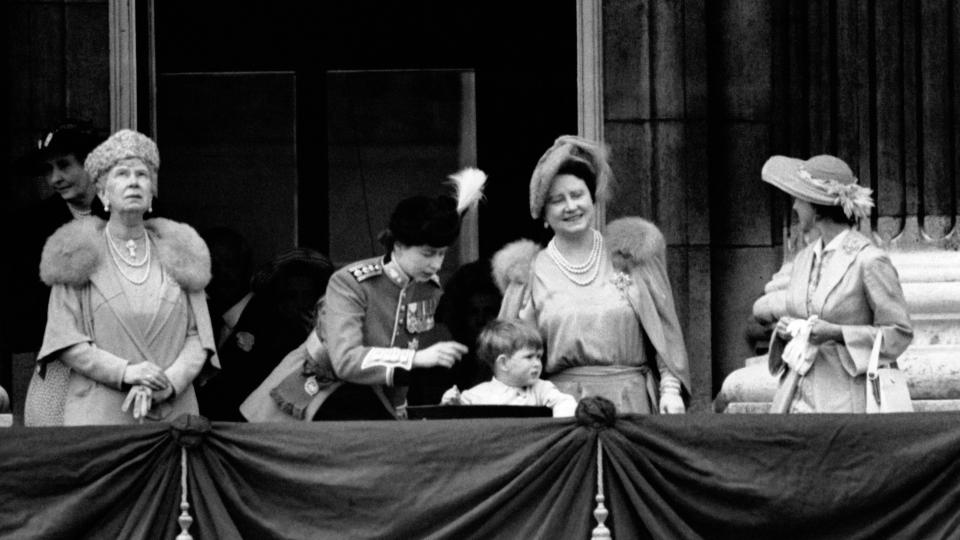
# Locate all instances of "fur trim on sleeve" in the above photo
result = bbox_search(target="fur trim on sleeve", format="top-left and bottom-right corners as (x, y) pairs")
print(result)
(147, 218), (211, 292)
(40, 217), (104, 287)
(491, 239), (541, 294)
(604, 217), (666, 273)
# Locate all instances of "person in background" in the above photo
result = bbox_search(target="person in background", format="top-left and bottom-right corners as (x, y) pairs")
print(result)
(200, 226), (254, 348)
(29, 129), (218, 425)
(442, 319), (576, 418)
(199, 248), (332, 421)
(761, 154), (913, 412)
(9, 122), (106, 421)
(433, 259), (503, 393)
(494, 135), (690, 414)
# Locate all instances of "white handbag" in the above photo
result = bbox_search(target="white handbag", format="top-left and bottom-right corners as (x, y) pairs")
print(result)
(865, 330), (913, 413)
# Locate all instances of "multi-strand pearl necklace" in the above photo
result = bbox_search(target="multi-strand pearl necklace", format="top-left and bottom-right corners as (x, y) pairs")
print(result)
(546, 229), (603, 286)
(68, 205), (92, 219)
(106, 226), (151, 285)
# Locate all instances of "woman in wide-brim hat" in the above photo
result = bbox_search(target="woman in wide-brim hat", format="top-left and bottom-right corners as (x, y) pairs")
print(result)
(762, 154), (913, 413)
(29, 129), (219, 425)
(494, 135), (691, 414)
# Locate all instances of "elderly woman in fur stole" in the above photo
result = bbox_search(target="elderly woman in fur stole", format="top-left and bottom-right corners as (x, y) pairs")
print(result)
(28, 129), (218, 426)
(762, 155), (912, 413)
(493, 136), (690, 414)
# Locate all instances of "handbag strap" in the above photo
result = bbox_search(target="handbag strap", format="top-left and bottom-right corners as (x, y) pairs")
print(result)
(866, 330), (883, 379)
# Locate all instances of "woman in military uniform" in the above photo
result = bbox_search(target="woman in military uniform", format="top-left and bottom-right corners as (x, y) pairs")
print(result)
(242, 169), (485, 421)
(314, 194), (471, 419)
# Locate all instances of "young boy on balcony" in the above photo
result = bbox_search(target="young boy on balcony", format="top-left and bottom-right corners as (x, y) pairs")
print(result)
(441, 319), (576, 417)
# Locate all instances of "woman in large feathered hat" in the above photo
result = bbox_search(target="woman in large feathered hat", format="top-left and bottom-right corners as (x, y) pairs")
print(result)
(493, 136), (690, 414)
(762, 154), (913, 413)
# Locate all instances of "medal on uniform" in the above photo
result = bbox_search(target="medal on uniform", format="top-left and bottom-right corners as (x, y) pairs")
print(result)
(405, 299), (436, 333)
(304, 376), (319, 396)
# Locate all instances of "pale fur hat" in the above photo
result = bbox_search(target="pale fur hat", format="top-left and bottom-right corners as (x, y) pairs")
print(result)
(84, 129), (160, 188)
(528, 135), (613, 219)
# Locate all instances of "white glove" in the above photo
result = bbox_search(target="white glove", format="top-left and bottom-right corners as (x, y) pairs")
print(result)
(121, 385), (153, 423)
(782, 318), (819, 376)
(659, 376), (685, 414)
(440, 385), (462, 405)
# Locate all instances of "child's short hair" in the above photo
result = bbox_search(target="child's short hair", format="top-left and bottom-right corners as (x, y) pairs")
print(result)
(476, 319), (543, 368)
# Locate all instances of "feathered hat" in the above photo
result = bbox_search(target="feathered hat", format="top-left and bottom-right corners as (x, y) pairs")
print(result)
(387, 167), (487, 248)
(529, 135), (613, 219)
(17, 121), (105, 176)
(761, 154), (874, 219)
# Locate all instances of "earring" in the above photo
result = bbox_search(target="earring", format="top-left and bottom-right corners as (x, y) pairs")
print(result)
(148, 205), (153, 213)
(543, 221), (549, 229)
(104, 200), (109, 212)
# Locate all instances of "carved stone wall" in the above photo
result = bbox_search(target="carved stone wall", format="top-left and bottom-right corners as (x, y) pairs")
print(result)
(603, 0), (960, 407)
(715, 0), (960, 412)
(603, 0), (713, 410)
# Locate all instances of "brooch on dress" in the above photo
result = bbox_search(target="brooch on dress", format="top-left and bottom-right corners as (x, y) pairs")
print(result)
(611, 271), (633, 292)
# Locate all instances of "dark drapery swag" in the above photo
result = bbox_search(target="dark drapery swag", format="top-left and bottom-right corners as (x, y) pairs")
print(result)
(3, 405), (960, 539)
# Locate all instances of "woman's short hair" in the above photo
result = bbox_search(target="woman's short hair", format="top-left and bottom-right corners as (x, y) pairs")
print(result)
(812, 202), (858, 226)
(475, 319), (543, 369)
(554, 158), (597, 201)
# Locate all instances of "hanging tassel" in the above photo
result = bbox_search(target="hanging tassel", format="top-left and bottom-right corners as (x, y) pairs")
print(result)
(448, 167), (487, 214)
(176, 447), (195, 540)
(592, 439), (612, 540)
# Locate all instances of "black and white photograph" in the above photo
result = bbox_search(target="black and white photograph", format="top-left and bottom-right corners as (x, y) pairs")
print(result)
(1, 0), (960, 538)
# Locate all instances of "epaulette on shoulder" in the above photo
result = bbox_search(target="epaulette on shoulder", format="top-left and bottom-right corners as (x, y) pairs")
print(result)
(348, 261), (383, 282)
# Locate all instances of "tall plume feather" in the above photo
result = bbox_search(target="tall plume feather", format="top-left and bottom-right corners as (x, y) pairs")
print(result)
(448, 167), (487, 213)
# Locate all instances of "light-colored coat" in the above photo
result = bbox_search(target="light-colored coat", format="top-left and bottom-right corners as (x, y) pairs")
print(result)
(35, 217), (218, 425)
(769, 229), (913, 412)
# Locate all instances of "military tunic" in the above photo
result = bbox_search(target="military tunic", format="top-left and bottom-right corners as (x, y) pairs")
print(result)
(318, 256), (445, 418)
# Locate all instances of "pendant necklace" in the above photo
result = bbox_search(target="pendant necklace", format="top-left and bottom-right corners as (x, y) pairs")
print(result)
(106, 225), (149, 267)
(105, 228), (152, 285)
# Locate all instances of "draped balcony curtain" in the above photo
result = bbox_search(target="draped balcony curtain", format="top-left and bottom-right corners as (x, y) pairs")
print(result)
(2, 410), (960, 539)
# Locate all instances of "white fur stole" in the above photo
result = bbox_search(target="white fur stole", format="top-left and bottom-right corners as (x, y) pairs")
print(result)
(40, 217), (211, 292)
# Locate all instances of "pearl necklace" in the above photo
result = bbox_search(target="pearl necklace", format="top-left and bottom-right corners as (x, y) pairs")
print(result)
(547, 229), (602, 286)
(68, 205), (92, 219)
(106, 226), (149, 267)
(106, 229), (151, 285)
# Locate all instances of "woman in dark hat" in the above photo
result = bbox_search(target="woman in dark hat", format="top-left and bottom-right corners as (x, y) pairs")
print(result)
(29, 129), (218, 425)
(762, 154), (913, 413)
(494, 136), (690, 414)
(17, 121), (105, 220)
(241, 169), (486, 421)
(11, 123), (106, 421)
